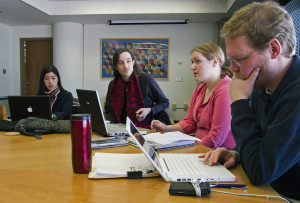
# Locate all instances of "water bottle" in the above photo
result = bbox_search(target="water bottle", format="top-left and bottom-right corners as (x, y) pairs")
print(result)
(70, 114), (92, 173)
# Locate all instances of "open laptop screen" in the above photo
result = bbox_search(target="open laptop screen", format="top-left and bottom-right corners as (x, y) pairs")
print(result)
(8, 95), (52, 121)
(126, 116), (169, 181)
(76, 89), (108, 135)
(128, 118), (157, 162)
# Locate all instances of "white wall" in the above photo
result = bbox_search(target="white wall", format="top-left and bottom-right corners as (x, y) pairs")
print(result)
(53, 22), (84, 96)
(83, 23), (218, 121)
(2, 22), (218, 121)
(0, 23), (12, 96)
(0, 23), (11, 110)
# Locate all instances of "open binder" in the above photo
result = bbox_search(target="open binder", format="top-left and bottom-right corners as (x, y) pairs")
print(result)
(126, 131), (200, 151)
(88, 152), (159, 179)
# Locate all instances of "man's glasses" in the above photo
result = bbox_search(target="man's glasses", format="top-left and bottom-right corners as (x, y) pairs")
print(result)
(227, 50), (255, 67)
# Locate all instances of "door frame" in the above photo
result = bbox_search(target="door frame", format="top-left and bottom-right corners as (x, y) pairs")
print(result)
(20, 38), (53, 95)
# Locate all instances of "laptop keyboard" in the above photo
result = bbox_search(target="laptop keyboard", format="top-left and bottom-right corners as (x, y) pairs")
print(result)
(107, 123), (127, 133)
(162, 154), (205, 176)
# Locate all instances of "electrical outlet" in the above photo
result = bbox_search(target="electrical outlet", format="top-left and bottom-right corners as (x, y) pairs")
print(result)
(172, 103), (177, 110)
(183, 103), (188, 110)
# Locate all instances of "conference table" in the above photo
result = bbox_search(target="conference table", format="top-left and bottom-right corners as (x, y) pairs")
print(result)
(0, 131), (284, 202)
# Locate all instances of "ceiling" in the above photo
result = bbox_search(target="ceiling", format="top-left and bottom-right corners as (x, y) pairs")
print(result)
(0, 0), (261, 26)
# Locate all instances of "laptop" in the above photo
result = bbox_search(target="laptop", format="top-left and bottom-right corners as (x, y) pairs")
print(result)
(126, 117), (236, 182)
(8, 95), (52, 121)
(76, 89), (128, 136)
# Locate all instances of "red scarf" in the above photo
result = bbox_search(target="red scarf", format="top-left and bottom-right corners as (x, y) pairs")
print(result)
(110, 73), (150, 128)
(45, 86), (60, 110)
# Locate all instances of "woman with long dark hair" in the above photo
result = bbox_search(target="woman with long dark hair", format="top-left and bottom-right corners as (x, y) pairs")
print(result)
(38, 65), (73, 120)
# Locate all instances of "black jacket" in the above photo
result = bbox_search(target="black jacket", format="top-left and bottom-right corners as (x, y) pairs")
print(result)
(52, 91), (73, 120)
(105, 72), (169, 125)
(231, 55), (300, 200)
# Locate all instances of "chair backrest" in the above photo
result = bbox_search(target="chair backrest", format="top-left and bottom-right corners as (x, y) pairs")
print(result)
(0, 105), (8, 120)
(153, 110), (172, 125)
(72, 98), (82, 114)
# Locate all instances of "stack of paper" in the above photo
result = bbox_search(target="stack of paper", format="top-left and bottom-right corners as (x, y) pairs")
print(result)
(88, 153), (158, 179)
(91, 137), (127, 149)
(143, 131), (201, 150)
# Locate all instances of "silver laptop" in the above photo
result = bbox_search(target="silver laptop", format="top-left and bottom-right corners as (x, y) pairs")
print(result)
(76, 89), (127, 136)
(8, 95), (52, 121)
(126, 117), (236, 182)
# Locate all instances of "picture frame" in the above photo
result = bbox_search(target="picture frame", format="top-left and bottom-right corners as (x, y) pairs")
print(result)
(100, 38), (169, 79)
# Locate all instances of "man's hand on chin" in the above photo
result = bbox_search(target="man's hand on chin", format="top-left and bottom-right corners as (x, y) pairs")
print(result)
(230, 67), (260, 103)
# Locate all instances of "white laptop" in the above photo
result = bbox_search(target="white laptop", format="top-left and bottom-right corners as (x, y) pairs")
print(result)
(76, 89), (128, 136)
(126, 117), (236, 182)
(8, 95), (52, 121)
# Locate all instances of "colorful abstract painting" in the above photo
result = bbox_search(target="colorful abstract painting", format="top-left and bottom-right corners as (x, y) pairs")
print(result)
(101, 38), (169, 79)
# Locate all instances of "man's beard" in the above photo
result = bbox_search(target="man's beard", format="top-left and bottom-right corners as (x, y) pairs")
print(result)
(253, 72), (265, 90)
(254, 57), (272, 90)
(234, 57), (270, 90)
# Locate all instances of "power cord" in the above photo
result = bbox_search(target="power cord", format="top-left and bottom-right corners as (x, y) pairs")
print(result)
(191, 180), (202, 197)
(191, 179), (210, 197)
(191, 179), (290, 202)
(210, 189), (290, 203)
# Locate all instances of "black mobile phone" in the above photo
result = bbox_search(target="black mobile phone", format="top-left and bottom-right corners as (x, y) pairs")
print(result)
(169, 182), (210, 196)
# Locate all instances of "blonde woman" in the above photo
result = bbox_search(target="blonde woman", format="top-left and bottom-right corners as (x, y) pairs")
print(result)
(151, 43), (235, 149)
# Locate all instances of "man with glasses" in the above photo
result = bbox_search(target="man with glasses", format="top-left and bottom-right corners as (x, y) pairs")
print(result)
(200, 1), (300, 201)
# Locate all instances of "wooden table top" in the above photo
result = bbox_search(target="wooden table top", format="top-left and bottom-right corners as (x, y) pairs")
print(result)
(0, 131), (284, 202)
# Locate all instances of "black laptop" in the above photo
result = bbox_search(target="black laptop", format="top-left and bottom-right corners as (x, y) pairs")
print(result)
(76, 89), (128, 136)
(8, 95), (52, 121)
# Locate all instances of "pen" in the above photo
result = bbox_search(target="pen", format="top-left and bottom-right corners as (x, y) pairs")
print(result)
(211, 184), (248, 189)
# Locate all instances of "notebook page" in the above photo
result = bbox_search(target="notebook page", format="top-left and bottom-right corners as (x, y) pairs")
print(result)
(144, 131), (201, 145)
(94, 153), (155, 175)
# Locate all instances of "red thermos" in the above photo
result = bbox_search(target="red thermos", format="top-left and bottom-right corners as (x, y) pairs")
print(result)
(70, 114), (92, 173)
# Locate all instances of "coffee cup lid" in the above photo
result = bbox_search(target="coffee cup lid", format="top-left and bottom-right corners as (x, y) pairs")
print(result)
(71, 114), (91, 120)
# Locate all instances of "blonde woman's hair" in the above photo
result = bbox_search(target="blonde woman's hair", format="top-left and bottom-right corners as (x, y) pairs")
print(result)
(191, 42), (231, 78)
(221, 1), (296, 57)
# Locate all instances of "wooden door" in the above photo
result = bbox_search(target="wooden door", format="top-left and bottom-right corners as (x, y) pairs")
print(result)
(20, 38), (53, 95)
